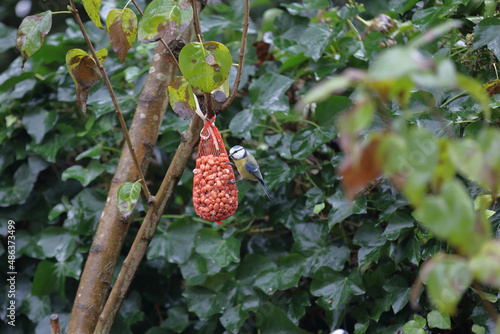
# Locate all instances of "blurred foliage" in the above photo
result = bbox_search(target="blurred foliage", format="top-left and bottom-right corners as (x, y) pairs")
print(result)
(2, 0), (500, 333)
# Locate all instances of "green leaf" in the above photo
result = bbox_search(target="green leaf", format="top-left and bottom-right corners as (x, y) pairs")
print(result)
(138, 0), (193, 43)
(183, 286), (224, 319)
(327, 189), (367, 228)
(75, 143), (102, 161)
(22, 108), (58, 144)
(254, 253), (306, 295)
(179, 253), (221, 285)
(106, 8), (138, 64)
(469, 240), (500, 289)
(116, 180), (142, 218)
(301, 75), (352, 106)
(194, 228), (240, 267)
(16, 10), (52, 70)
(256, 302), (306, 334)
(473, 17), (500, 60)
(20, 295), (51, 324)
(31, 255), (82, 300)
(167, 76), (196, 119)
(382, 275), (411, 314)
(220, 304), (250, 332)
(382, 211), (415, 241)
(62, 160), (107, 187)
(310, 267), (364, 309)
(413, 179), (483, 255)
(290, 126), (337, 160)
(250, 73), (295, 113)
(162, 306), (189, 333)
(37, 227), (76, 261)
(0, 157), (47, 207)
(291, 222), (327, 256)
(148, 219), (202, 264)
(427, 310), (451, 329)
(179, 41), (231, 93)
(402, 315), (426, 334)
(83, 0), (103, 29)
(457, 74), (491, 122)
(423, 255), (472, 315)
(298, 23), (332, 61)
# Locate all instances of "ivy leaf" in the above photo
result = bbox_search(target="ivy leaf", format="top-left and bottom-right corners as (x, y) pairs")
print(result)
(83, 0), (103, 30)
(138, 0), (193, 44)
(298, 23), (332, 61)
(256, 302), (306, 334)
(106, 8), (138, 64)
(167, 76), (196, 119)
(16, 10), (52, 70)
(183, 286), (224, 319)
(61, 160), (107, 187)
(402, 315), (426, 334)
(116, 180), (142, 219)
(162, 306), (190, 333)
(179, 41), (232, 93)
(382, 275), (411, 314)
(250, 73), (294, 113)
(427, 310), (451, 330)
(194, 228), (240, 267)
(22, 108), (58, 144)
(37, 227), (77, 261)
(310, 267), (364, 309)
(473, 17), (500, 60)
(469, 240), (500, 289)
(254, 253), (306, 295)
(66, 48), (106, 113)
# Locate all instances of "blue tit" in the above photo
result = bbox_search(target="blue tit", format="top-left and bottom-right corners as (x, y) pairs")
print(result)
(227, 145), (271, 198)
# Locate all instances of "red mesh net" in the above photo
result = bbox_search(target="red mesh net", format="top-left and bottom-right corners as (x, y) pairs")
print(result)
(193, 119), (238, 224)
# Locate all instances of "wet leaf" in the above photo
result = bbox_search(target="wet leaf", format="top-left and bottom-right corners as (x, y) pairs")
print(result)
(310, 267), (364, 309)
(83, 0), (103, 29)
(66, 48), (106, 113)
(194, 228), (240, 267)
(106, 8), (137, 64)
(116, 180), (142, 218)
(138, 0), (193, 44)
(256, 302), (306, 334)
(167, 76), (196, 119)
(427, 310), (451, 330)
(254, 253), (306, 295)
(37, 227), (76, 262)
(61, 160), (107, 187)
(16, 11), (52, 70)
(473, 17), (500, 60)
(179, 41), (232, 93)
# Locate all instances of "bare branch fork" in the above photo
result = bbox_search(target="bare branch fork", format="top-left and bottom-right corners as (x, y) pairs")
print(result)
(69, 0), (152, 202)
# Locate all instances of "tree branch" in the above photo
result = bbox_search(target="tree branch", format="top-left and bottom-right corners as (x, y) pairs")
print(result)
(67, 7), (200, 332)
(69, 0), (152, 201)
(220, 0), (249, 112)
(94, 115), (204, 334)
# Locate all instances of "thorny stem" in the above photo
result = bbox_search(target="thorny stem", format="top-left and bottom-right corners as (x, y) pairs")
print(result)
(130, 0), (181, 72)
(69, 0), (153, 202)
(220, 0), (250, 112)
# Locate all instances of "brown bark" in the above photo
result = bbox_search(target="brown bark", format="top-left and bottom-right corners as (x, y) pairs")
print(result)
(94, 115), (203, 334)
(67, 41), (187, 333)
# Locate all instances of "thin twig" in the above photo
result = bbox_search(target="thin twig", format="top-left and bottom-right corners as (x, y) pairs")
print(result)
(191, 0), (203, 41)
(130, 0), (181, 72)
(220, 0), (249, 112)
(69, 0), (152, 202)
(50, 314), (61, 334)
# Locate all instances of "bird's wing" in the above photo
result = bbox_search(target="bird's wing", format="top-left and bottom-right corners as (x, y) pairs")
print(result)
(245, 161), (264, 180)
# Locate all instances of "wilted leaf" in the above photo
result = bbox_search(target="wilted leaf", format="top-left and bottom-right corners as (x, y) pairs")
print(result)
(83, 0), (103, 29)
(66, 48), (105, 113)
(167, 76), (196, 119)
(339, 137), (382, 200)
(116, 180), (142, 218)
(254, 41), (275, 66)
(16, 10), (52, 70)
(138, 0), (193, 44)
(106, 8), (137, 64)
(179, 41), (232, 93)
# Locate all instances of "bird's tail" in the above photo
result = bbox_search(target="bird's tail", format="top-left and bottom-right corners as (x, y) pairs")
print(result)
(257, 178), (271, 199)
